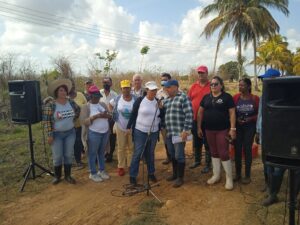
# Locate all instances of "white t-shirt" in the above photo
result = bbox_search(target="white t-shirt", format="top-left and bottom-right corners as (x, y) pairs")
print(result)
(136, 97), (160, 133)
(89, 103), (109, 134)
(100, 89), (118, 106)
(110, 96), (134, 131)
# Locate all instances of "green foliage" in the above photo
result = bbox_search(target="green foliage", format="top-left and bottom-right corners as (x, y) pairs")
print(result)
(218, 61), (240, 81)
(140, 46), (150, 55)
(95, 49), (118, 74)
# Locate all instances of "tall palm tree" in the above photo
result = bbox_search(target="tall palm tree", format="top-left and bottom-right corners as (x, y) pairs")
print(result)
(293, 48), (300, 75)
(200, 0), (289, 83)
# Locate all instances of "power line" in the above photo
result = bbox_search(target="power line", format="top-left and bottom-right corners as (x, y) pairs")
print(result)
(0, 1), (202, 51)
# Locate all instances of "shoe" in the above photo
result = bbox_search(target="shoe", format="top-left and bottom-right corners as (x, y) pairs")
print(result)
(74, 162), (84, 170)
(201, 165), (210, 174)
(89, 174), (103, 182)
(189, 162), (201, 169)
(105, 158), (113, 163)
(64, 164), (76, 184)
(162, 158), (170, 165)
(52, 165), (62, 185)
(233, 175), (241, 182)
(118, 168), (125, 176)
(98, 170), (110, 180)
(241, 177), (251, 184)
(65, 176), (76, 184)
(262, 195), (279, 207)
(173, 178), (184, 188)
(166, 159), (177, 181)
(221, 160), (233, 190)
(148, 174), (157, 183)
(130, 177), (137, 186)
(207, 158), (221, 185)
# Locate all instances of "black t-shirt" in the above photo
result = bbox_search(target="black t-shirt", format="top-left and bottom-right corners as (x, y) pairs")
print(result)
(200, 92), (235, 130)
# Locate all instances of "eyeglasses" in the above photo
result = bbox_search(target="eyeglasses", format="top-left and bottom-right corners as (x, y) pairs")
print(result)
(210, 83), (219, 87)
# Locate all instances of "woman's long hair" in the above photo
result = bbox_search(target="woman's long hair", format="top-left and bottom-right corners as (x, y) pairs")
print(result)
(212, 76), (225, 92)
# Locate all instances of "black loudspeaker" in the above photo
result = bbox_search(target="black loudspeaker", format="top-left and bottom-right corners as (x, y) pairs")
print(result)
(8, 80), (42, 124)
(262, 76), (300, 167)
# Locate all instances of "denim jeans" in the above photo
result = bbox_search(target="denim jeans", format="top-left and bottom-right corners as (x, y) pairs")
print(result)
(88, 129), (109, 175)
(130, 129), (159, 178)
(166, 135), (186, 163)
(51, 128), (76, 166)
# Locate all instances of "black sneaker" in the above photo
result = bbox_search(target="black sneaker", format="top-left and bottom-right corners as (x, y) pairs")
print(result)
(130, 177), (137, 186)
(162, 158), (170, 165)
(148, 174), (157, 183)
(201, 165), (211, 174)
(189, 162), (201, 169)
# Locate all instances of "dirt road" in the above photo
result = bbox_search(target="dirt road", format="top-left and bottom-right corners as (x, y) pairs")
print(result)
(0, 142), (287, 225)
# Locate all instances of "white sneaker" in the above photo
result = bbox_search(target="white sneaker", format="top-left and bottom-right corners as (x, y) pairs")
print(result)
(98, 170), (110, 180)
(89, 173), (103, 182)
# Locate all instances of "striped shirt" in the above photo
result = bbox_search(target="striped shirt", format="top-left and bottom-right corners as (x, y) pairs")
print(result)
(164, 92), (193, 137)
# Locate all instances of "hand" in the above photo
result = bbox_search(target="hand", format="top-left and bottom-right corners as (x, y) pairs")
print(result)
(229, 129), (236, 140)
(197, 129), (203, 138)
(47, 136), (54, 145)
(126, 129), (131, 134)
(181, 131), (189, 141)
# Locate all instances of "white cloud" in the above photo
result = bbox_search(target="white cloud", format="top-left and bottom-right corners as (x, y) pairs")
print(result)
(0, 0), (256, 75)
(286, 28), (300, 52)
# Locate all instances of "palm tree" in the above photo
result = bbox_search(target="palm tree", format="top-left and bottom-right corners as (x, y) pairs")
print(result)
(293, 48), (300, 75)
(200, 0), (289, 83)
(140, 46), (150, 72)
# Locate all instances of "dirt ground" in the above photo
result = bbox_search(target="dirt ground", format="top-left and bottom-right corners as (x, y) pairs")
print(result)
(0, 142), (292, 225)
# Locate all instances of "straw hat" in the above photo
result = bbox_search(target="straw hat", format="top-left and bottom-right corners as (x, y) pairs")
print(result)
(47, 79), (72, 97)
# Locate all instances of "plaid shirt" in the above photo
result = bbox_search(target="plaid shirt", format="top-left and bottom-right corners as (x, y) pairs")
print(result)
(43, 99), (80, 137)
(163, 92), (193, 137)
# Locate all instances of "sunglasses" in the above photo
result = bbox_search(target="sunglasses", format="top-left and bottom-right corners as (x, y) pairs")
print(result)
(210, 82), (219, 87)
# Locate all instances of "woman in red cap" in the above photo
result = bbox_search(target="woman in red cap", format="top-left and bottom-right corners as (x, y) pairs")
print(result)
(80, 85), (112, 182)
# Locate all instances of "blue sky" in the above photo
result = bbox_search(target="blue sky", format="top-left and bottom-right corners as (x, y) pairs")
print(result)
(0, 0), (299, 75)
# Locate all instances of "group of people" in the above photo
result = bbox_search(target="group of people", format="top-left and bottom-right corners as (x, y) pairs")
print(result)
(42, 66), (299, 206)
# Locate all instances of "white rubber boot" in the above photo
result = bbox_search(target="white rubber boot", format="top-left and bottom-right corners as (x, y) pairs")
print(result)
(207, 157), (221, 185)
(221, 160), (233, 190)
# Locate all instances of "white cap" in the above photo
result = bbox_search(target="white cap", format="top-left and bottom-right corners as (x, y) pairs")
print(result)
(145, 81), (158, 90)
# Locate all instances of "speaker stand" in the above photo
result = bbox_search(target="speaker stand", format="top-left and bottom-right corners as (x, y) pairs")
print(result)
(20, 122), (54, 192)
(288, 169), (296, 225)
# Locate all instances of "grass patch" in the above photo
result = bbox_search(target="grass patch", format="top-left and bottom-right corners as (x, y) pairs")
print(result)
(123, 200), (167, 225)
(0, 121), (52, 203)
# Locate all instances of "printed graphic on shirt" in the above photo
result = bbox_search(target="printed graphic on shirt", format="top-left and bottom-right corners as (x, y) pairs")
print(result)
(236, 103), (254, 114)
(56, 109), (75, 120)
(121, 107), (131, 119)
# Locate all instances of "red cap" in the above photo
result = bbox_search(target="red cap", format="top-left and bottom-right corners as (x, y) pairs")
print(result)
(88, 85), (100, 94)
(197, 65), (208, 73)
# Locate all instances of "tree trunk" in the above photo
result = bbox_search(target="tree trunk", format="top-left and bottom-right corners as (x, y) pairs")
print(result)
(253, 37), (259, 91)
(237, 34), (243, 80)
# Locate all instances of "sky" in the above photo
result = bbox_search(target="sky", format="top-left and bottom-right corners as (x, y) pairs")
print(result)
(0, 0), (299, 76)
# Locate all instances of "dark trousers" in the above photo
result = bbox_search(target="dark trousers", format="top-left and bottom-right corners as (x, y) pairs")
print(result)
(234, 122), (256, 178)
(106, 120), (117, 161)
(74, 127), (84, 163)
(191, 121), (211, 165)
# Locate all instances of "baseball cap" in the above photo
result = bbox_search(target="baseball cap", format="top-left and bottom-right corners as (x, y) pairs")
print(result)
(145, 81), (158, 90)
(197, 65), (208, 73)
(120, 79), (131, 88)
(88, 85), (103, 97)
(164, 79), (179, 87)
(258, 68), (281, 78)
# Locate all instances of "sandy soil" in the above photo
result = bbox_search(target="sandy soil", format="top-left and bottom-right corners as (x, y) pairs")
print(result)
(0, 142), (278, 225)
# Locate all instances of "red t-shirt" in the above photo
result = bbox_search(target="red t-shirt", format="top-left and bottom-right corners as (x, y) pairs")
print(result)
(188, 81), (211, 120)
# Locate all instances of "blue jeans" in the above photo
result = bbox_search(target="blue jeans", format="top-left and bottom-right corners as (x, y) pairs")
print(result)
(166, 136), (186, 163)
(88, 129), (109, 175)
(130, 129), (159, 178)
(51, 128), (76, 166)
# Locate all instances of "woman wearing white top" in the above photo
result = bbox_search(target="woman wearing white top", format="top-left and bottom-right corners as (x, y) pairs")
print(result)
(127, 81), (164, 185)
(80, 85), (111, 182)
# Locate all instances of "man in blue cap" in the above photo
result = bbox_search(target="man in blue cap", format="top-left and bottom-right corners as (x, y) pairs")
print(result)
(257, 68), (292, 206)
(163, 79), (193, 188)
